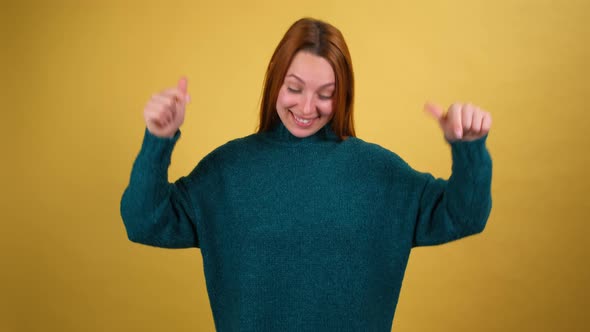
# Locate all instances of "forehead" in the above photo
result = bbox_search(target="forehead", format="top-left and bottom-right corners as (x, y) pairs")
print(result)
(286, 51), (335, 85)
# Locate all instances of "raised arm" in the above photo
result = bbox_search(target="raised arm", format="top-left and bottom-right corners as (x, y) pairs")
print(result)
(413, 102), (493, 247)
(120, 77), (199, 248)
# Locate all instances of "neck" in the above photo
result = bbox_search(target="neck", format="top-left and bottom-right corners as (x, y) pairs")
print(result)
(261, 121), (340, 145)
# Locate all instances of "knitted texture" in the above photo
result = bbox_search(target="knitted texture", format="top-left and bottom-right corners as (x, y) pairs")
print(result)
(121, 122), (492, 331)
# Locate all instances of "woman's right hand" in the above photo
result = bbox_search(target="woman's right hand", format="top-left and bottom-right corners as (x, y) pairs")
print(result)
(143, 77), (190, 138)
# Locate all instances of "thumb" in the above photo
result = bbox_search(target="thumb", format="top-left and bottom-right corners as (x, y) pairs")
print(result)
(177, 76), (190, 103)
(424, 102), (444, 121)
(178, 76), (188, 93)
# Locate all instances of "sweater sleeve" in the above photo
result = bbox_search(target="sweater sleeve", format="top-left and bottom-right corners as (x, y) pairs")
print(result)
(412, 135), (492, 247)
(120, 128), (199, 248)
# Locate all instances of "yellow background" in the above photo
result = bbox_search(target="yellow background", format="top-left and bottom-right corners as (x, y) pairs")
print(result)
(2, 0), (589, 331)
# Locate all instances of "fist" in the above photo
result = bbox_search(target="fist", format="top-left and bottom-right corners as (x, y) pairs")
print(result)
(425, 102), (492, 142)
(144, 77), (190, 138)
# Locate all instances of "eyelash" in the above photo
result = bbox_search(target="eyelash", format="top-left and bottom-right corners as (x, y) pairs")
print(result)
(287, 87), (332, 100)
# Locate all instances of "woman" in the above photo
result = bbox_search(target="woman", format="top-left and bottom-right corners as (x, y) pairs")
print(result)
(121, 17), (492, 331)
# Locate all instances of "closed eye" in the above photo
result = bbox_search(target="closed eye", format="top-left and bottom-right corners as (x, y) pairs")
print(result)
(287, 87), (301, 93)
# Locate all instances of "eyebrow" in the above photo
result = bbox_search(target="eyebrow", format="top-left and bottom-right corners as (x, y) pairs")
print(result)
(287, 74), (335, 88)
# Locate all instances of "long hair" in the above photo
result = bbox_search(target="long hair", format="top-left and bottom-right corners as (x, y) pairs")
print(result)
(257, 18), (355, 139)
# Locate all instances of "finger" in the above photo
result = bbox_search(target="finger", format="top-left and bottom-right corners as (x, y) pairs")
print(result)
(176, 77), (191, 103)
(161, 88), (186, 103)
(447, 103), (463, 139)
(145, 105), (172, 125)
(178, 76), (188, 94)
(144, 108), (164, 127)
(150, 94), (175, 109)
(146, 101), (175, 123)
(471, 107), (484, 134)
(145, 100), (173, 120)
(462, 103), (475, 133)
(157, 90), (185, 118)
(481, 112), (492, 134)
(424, 102), (444, 122)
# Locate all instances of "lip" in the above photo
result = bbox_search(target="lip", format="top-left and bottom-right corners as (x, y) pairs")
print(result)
(289, 110), (317, 128)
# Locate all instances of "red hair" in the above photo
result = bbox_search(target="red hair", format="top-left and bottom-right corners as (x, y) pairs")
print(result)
(257, 18), (355, 139)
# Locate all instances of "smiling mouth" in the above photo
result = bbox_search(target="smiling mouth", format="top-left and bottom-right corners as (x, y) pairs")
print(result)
(290, 110), (317, 127)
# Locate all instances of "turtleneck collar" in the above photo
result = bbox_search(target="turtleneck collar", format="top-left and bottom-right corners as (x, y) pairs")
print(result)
(261, 121), (340, 145)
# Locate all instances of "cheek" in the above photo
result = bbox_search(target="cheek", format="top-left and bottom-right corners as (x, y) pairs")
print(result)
(276, 88), (297, 108)
(318, 100), (334, 116)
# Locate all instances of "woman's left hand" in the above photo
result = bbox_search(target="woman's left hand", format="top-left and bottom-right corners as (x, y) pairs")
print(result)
(424, 102), (492, 142)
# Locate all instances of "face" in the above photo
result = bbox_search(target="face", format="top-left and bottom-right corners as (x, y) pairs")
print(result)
(276, 51), (335, 138)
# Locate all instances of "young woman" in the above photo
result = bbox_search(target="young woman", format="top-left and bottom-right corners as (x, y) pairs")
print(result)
(121, 17), (492, 331)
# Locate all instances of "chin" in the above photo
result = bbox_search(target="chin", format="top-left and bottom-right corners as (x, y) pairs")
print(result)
(288, 127), (317, 138)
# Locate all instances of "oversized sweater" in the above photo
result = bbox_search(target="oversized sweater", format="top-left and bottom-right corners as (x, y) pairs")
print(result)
(120, 122), (492, 331)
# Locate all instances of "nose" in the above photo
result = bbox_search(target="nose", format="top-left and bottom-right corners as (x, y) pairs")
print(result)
(301, 94), (315, 116)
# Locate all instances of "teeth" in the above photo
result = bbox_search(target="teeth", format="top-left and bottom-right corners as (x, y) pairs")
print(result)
(294, 115), (312, 124)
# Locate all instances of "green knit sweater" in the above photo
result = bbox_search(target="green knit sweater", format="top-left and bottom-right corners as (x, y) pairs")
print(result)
(121, 122), (492, 331)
